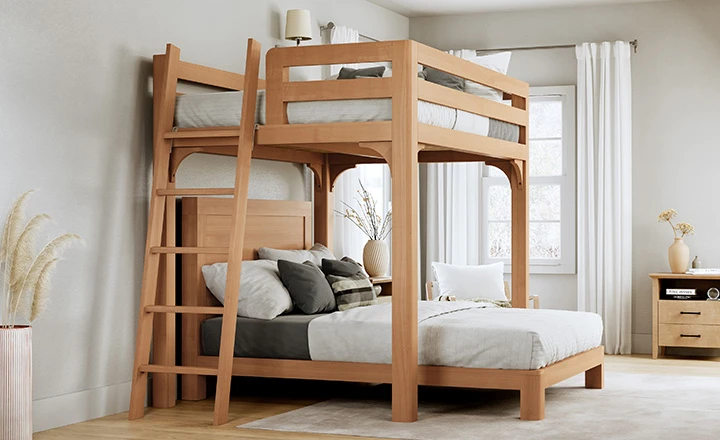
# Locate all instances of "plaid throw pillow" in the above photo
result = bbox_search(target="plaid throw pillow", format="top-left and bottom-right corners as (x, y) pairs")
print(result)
(326, 272), (378, 311)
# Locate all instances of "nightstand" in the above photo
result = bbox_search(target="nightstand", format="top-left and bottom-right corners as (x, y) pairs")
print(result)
(650, 273), (720, 359)
(370, 276), (392, 303)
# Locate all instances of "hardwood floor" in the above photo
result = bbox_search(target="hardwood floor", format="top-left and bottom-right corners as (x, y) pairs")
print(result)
(35, 355), (720, 440)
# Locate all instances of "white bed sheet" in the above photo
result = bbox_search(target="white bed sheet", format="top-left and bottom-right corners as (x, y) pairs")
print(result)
(307, 301), (603, 370)
(174, 90), (491, 136)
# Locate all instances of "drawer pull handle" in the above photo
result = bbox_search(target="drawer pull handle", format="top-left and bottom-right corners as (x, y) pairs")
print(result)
(680, 311), (701, 315)
(680, 334), (702, 338)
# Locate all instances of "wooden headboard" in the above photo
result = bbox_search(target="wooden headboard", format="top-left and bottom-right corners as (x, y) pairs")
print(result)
(179, 197), (312, 400)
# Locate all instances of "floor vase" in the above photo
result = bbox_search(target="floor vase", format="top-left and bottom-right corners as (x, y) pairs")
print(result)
(0, 326), (32, 440)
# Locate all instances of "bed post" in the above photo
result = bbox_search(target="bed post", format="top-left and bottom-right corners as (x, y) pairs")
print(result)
(390, 40), (419, 423)
(511, 94), (529, 309)
(312, 156), (333, 248)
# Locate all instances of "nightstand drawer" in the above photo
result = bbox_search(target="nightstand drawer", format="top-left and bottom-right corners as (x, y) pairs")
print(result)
(658, 301), (720, 325)
(658, 324), (720, 348)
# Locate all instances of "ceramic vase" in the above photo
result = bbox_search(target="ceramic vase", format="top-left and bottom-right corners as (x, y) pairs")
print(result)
(0, 326), (32, 440)
(363, 240), (389, 277)
(668, 238), (690, 274)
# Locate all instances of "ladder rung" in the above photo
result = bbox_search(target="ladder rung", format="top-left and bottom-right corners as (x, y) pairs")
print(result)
(165, 129), (240, 139)
(151, 247), (229, 254)
(157, 188), (235, 196)
(139, 364), (218, 376)
(145, 305), (226, 314)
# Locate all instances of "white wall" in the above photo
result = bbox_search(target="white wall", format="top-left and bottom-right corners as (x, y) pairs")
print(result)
(0, 0), (407, 431)
(411, 0), (720, 352)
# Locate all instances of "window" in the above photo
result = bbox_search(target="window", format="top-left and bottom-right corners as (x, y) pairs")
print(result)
(482, 86), (576, 274)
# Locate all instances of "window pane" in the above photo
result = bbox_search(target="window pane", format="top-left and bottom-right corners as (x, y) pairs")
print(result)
(529, 140), (562, 176)
(530, 100), (562, 138)
(530, 222), (561, 259)
(487, 185), (510, 221)
(488, 221), (511, 258)
(530, 185), (561, 221)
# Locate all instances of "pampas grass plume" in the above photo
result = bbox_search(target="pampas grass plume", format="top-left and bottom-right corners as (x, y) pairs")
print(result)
(28, 258), (60, 322)
(0, 190), (35, 265)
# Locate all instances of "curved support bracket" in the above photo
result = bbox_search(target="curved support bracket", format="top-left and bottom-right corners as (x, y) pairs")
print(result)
(329, 164), (357, 190)
(169, 146), (238, 182)
(486, 159), (525, 190)
(308, 162), (324, 189)
(359, 142), (392, 170)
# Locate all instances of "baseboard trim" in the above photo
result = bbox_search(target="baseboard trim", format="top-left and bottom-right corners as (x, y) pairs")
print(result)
(33, 381), (132, 432)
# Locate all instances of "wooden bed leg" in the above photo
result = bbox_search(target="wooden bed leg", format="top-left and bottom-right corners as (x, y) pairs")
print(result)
(585, 363), (604, 389)
(390, 40), (419, 423)
(520, 376), (545, 421)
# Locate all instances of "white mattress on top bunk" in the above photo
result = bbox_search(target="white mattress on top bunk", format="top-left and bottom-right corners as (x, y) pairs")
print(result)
(174, 90), (519, 141)
(308, 301), (603, 370)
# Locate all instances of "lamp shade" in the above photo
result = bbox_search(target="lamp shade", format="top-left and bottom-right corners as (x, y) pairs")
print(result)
(285, 9), (312, 42)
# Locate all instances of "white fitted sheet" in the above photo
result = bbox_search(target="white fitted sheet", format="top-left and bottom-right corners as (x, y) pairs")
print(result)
(307, 302), (603, 370)
(175, 90), (503, 138)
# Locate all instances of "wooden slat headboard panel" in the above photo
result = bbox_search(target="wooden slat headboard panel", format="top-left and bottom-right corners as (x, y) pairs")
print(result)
(179, 197), (312, 398)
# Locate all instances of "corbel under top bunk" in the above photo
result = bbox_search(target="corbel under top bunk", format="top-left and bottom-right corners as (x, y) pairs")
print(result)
(159, 39), (529, 188)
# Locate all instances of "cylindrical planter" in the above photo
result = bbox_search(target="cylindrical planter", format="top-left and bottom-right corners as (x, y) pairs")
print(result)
(363, 240), (389, 277)
(0, 326), (32, 440)
(668, 238), (690, 274)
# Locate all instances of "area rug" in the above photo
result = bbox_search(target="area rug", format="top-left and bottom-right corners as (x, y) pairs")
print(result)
(238, 372), (719, 440)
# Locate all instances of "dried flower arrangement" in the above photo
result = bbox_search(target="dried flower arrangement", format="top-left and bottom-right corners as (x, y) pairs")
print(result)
(0, 190), (82, 328)
(336, 180), (391, 241)
(657, 208), (695, 238)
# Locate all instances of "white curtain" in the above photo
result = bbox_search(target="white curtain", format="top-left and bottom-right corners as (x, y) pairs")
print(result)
(576, 41), (633, 355)
(327, 25), (392, 263)
(420, 50), (482, 292)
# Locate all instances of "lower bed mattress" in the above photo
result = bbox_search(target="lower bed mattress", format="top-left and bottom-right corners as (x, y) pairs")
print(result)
(175, 90), (519, 142)
(201, 302), (603, 370)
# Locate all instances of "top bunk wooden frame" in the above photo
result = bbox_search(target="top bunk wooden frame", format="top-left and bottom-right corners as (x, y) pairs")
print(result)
(150, 39), (539, 424)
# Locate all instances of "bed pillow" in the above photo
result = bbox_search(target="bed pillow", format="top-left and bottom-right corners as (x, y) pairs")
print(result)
(338, 66), (386, 79)
(431, 261), (506, 301)
(321, 256), (363, 277)
(201, 260), (293, 320)
(277, 260), (336, 314)
(463, 52), (512, 102)
(420, 67), (465, 91)
(258, 243), (335, 265)
(326, 271), (378, 311)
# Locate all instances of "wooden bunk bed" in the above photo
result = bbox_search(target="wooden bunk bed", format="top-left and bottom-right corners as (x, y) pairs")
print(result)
(129, 38), (604, 426)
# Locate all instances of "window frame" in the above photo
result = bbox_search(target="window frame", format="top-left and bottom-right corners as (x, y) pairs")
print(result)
(481, 85), (576, 275)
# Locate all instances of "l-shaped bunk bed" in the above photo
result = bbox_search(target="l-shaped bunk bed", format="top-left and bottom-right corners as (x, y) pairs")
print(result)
(129, 38), (604, 426)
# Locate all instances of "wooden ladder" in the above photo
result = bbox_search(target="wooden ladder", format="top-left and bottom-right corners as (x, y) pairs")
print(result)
(128, 39), (262, 426)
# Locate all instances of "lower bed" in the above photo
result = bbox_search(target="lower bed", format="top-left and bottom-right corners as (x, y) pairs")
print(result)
(175, 90), (520, 142)
(201, 302), (603, 370)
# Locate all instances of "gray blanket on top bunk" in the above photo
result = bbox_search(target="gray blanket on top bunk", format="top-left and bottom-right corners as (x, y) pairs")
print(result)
(174, 90), (519, 142)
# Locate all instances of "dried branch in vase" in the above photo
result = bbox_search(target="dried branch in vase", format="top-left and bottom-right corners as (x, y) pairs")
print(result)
(657, 208), (695, 238)
(335, 180), (392, 241)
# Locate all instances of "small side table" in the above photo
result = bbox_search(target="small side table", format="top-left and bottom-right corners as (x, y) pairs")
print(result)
(370, 276), (392, 303)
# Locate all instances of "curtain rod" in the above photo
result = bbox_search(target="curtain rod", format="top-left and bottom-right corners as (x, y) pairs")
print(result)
(475, 39), (638, 54)
(320, 22), (379, 42)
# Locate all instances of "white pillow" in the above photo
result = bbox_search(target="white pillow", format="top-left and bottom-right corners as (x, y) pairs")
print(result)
(463, 52), (512, 102)
(201, 260), (293, 320)
(257, 243), (335, 265)
(431, 261), (506, 301)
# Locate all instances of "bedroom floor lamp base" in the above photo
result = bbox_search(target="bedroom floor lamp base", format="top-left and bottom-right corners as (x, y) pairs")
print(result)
(0, 326), (32, 440)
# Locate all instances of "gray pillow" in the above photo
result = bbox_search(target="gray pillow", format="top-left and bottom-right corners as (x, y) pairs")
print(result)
(322, 257), (363, 277)
(258, 243), (335, 265)
(278, 260), (336, 314)
(420, 67), (465, 91)
(338, 66), (386, 79)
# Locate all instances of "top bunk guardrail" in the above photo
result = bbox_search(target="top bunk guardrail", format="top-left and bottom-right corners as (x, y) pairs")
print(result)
(264, 40), (529, 149)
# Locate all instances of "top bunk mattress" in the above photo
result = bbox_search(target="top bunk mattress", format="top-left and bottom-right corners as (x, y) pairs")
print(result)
(175, 90), (519, 142)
